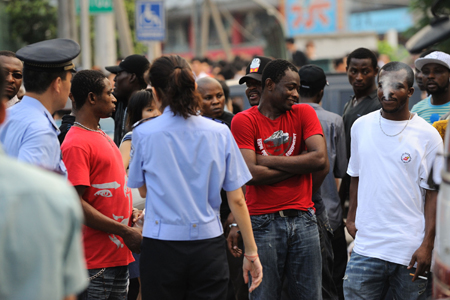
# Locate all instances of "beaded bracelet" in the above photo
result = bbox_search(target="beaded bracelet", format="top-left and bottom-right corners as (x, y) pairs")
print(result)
(244, 254), (259, 263)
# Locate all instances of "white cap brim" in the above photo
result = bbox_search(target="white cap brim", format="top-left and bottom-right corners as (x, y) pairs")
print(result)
(415, 57), (450, 71)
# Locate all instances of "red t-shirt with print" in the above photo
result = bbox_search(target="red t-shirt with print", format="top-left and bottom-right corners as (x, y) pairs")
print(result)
(62, 126), (134, 269)
(231, 104), (323, 215)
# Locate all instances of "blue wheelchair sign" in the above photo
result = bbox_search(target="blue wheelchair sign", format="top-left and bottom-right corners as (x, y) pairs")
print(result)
(136, 1), (165, 41)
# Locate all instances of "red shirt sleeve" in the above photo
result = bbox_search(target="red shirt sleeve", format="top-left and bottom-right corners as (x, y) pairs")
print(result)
(231, 112), (256, 151)
(297, 104), (323, 140)
(62, 144), (91, 187)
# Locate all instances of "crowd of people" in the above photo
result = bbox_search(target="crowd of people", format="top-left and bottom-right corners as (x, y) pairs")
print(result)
(0, 36), (449, 300)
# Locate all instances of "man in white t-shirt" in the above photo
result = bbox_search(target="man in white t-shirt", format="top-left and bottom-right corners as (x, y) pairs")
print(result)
(343, 61), (443, 300)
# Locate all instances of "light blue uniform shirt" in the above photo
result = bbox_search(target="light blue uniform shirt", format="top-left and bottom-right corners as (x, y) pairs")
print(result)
(0, 146), (88, 300)
(128, 107), (252, 241)
(0, 96), (66, 174)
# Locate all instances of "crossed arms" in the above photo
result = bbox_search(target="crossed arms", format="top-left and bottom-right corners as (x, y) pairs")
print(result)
(241, 134), (329, 187)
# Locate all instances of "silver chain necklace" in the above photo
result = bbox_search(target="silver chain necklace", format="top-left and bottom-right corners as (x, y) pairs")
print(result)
(74, 121), (114, 147)
(74, 121), (101, 132)
(379, 110), (413, 137)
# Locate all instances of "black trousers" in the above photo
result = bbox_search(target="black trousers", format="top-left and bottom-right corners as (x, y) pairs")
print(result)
(140, 236), (229, 300)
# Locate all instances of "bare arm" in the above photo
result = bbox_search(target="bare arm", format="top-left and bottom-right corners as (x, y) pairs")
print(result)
(346, 176), (358, 239)
(240, 149), (294, 186)
(118, 139), (131, 171)
(408, 189), (437, 281)
(226, 188), (262, 293)
(138, 184), (147, 198)
(63, 295), (76, 300)
(74, 186), (142, 253)
(256, 134), (327, 175)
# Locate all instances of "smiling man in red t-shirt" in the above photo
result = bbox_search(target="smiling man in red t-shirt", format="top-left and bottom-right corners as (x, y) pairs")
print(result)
(231, 59), (328, 299)
(61, 70), (142, 300)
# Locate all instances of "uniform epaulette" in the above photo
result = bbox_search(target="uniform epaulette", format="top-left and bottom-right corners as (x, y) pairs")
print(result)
(132, 115), (159, 130)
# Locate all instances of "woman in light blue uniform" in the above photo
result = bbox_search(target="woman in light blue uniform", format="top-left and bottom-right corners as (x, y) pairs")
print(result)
(127, 55), (262, 300)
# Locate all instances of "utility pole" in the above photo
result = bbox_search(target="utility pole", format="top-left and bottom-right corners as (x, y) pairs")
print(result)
(95, 14), (117, 72)
(80, 0), (91, 69)
(207, 0), (233, 61)
(58, 0), (70, 38)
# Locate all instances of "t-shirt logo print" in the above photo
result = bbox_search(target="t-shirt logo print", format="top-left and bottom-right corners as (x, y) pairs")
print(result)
(261, 130), (295, 156)
(250, 58), (261, 73)
(401, 153), (412, 163)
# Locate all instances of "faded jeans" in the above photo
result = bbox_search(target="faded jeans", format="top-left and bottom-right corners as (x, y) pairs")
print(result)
(78, 266), (128, 300)
(248, 209), (322, 300)
(343, 252), (428, 300)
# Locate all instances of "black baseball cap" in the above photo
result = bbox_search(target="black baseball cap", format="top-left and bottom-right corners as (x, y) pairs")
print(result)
(105, 54), (150, 77)
(298, 65), (329, 90)
(16, 38), (80, 72)
(239, 56), (272, 85)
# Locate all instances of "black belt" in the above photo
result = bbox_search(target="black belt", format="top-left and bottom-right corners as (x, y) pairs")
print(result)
(274, 209), (314, 218)
(277, 209), (301, 217)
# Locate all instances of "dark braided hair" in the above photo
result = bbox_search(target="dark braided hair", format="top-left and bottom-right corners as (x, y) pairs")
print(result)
(71, 70), (107, 109)
(261, 59), (298, 90)
(148, 55), (202, 119)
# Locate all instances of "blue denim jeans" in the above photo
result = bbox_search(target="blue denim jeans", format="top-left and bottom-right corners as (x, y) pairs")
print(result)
(343, 252), (428, 300)
(249, 210), (322, 300)
(78, 266), (129, 300)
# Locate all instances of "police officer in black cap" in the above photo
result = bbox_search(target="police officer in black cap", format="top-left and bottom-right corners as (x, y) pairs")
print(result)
(0, 38), (80, 174)
(106, 54), (150, 146)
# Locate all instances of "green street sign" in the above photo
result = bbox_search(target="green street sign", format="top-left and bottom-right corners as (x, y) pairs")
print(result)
(76, 0), (114, 15)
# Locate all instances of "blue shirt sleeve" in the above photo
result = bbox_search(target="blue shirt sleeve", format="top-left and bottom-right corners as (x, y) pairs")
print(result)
(127, 128), (145, 188)
(222, 129), (252, 191)
(18, 127), (60, 171)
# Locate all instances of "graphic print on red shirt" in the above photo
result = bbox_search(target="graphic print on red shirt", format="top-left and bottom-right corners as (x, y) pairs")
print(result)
(231, 104), (323, 215)
(62, 126), (134, 269)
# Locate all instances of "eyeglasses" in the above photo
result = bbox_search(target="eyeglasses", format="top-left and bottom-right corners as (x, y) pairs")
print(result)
(3, 70), (23, 80)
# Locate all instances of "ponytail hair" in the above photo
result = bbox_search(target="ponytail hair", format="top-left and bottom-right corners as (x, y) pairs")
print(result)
(148, 55), (202, 119)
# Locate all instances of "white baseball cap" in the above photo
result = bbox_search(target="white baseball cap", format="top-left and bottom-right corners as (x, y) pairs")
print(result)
(415, 51), (450, 71)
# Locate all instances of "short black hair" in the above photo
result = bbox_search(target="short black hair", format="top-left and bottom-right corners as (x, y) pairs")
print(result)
(378, 61), (414, 88)
(347, 48), (378, 71)
(261, 59), (298, 90)
(23, 69), (68, 94)
(71, 70), (107, 109)
(285, 38), (295, 44)
(0, 50), (17, 58)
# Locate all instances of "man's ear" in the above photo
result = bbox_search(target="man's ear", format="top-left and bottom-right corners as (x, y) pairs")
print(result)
(265, 78), (274, 91)
(87, 92), (96, 105)
(129, 73), (137, 83)
(53, 77), (62, 94)
(408, 86), (415, 98)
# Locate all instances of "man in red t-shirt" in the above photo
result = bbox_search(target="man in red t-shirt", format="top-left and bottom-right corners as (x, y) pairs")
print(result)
(61, 70), (142, 299)
(231, 59), (328, 299)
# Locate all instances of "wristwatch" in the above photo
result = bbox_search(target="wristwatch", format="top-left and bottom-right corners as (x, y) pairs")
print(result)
(229, 223), (238, 228)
